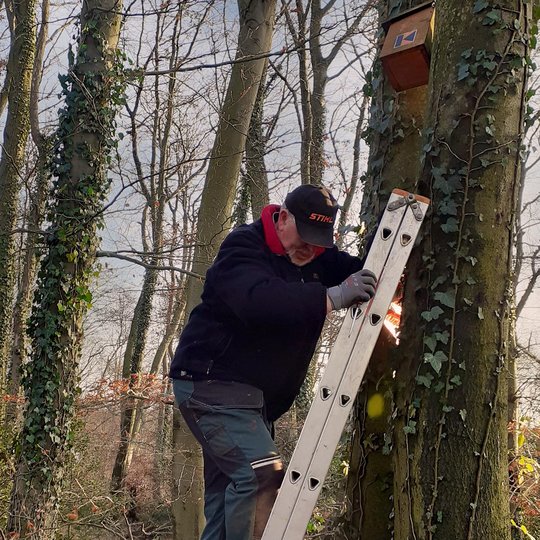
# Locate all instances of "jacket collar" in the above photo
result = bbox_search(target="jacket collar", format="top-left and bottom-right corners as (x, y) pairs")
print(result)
(261, 204), (286, 255)
(260, 204), (325, 258)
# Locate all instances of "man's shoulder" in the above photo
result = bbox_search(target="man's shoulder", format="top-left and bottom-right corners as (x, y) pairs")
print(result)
(221, 220), (265, 249)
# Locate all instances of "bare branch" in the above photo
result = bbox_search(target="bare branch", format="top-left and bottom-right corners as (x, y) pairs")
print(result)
(96, 251), (204, 280)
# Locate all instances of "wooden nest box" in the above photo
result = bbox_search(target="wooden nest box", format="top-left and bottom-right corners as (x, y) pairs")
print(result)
(381, 2), (435, 92)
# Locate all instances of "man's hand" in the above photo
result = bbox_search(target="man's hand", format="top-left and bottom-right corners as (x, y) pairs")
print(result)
(327, 269), (377, 311)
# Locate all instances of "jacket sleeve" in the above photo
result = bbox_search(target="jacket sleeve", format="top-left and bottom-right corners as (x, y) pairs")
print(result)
(207, 229), (327, 328)
(317, 246), (365, 287)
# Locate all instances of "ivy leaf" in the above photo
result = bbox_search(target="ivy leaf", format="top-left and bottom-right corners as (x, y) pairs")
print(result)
(431, 165), (447, 183)
(450, 375), (462, 386)
(434, 381), (445, 393)
(459, 409), (467, 422)
(458, 63), (470, 81)
(424, 351), (448, 374)
(473, 0), (488, 12)
(442, 405), (454, 413)
(422, 306), (445, 321)
(435, 331), (450, 344)
(434, 174), (461, 196)
(441, 218), (459, 233)
(438, 199), (458, 216)
(424, 335), (437, 352)
(478, 307), (485, 319)
(403, 420), (417, 434)
(483, 10), (501, 25)
(434, 291), (455, 309)
(431, 275), (448, 290)
(416, 373), (434, 388)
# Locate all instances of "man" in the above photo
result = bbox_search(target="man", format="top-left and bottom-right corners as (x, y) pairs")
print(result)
(170, 184), (376, 540)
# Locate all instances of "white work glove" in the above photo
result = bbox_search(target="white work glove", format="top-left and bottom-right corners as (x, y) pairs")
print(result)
(327, 269), (377, 310)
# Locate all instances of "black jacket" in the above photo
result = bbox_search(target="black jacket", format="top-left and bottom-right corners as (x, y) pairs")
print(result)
(170, 218), (363, 420)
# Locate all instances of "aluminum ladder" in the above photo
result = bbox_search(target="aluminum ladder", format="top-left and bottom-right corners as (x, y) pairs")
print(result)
(262, 189), (430, 540)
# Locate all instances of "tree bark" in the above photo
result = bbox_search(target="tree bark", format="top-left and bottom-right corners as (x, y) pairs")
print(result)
(393, 1), (527, 538)
(6, 142), (51, 425)
(0, 0), (37, 403)
(245, 62), (270, 218)
(171, 1), (277, 537)
(340, 1), (429, 535)
(6, 0), (51, 425)
(7, 0), (123, 535)
(344, 82), (427, 540)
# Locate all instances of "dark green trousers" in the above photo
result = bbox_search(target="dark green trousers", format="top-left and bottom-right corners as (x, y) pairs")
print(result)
(173, 378), (284, 540)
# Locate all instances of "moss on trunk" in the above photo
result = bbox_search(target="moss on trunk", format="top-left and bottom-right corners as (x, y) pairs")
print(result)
(0, 0), (37, 395)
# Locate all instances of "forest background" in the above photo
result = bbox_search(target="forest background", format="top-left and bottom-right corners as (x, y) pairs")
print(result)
(1, 0), (540, 539)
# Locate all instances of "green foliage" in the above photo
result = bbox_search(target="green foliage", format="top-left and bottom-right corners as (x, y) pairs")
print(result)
(0, 423), (16, 530)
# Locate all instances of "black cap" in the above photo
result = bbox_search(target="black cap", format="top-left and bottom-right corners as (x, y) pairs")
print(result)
(284, 184), (339, 248)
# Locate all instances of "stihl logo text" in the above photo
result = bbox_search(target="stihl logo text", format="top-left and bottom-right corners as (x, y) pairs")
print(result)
(309, 213), (333, 223)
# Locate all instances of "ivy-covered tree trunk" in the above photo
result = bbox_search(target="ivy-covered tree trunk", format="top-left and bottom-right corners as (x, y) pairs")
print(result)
(6, 142), (51, 424)
(393, 1), (527, 538)
(171, 1), (276, 537)
(341, 1), (429, 537)
(7, 0), (124, 536)
(0, 0), (37, 398)
(6, 0), (53, 425)
(7, 0), (53, 419)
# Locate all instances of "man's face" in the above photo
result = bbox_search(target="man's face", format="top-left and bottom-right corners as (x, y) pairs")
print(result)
(275, 210), (317, 266)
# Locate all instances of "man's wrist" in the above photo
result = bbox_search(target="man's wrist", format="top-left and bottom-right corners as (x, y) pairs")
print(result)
(326, 295), (334, 313)
(327, 286), (341, 311)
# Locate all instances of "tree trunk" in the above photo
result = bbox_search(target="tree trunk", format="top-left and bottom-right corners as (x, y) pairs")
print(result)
(7, 0), (123, 535)
(341, 1), (428, 535)
(111, 6), (184, 491)
(110, 264), (160, 491)
(335, 94), (369, 250)
(0, 0), (37, 401)
(6, 0), (51, 425)
(171, 1), (277, 537)
(245, 62), (270, 218)
(393, 1), (527, 538)
(6, 141), (51, 425)
(308, 0), (327, 186)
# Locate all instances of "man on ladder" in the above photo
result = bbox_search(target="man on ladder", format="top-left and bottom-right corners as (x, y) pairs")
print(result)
(170, 184), (377, 540)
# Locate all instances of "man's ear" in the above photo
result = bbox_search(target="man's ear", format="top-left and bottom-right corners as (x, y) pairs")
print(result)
(276, 209), (288, 230)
